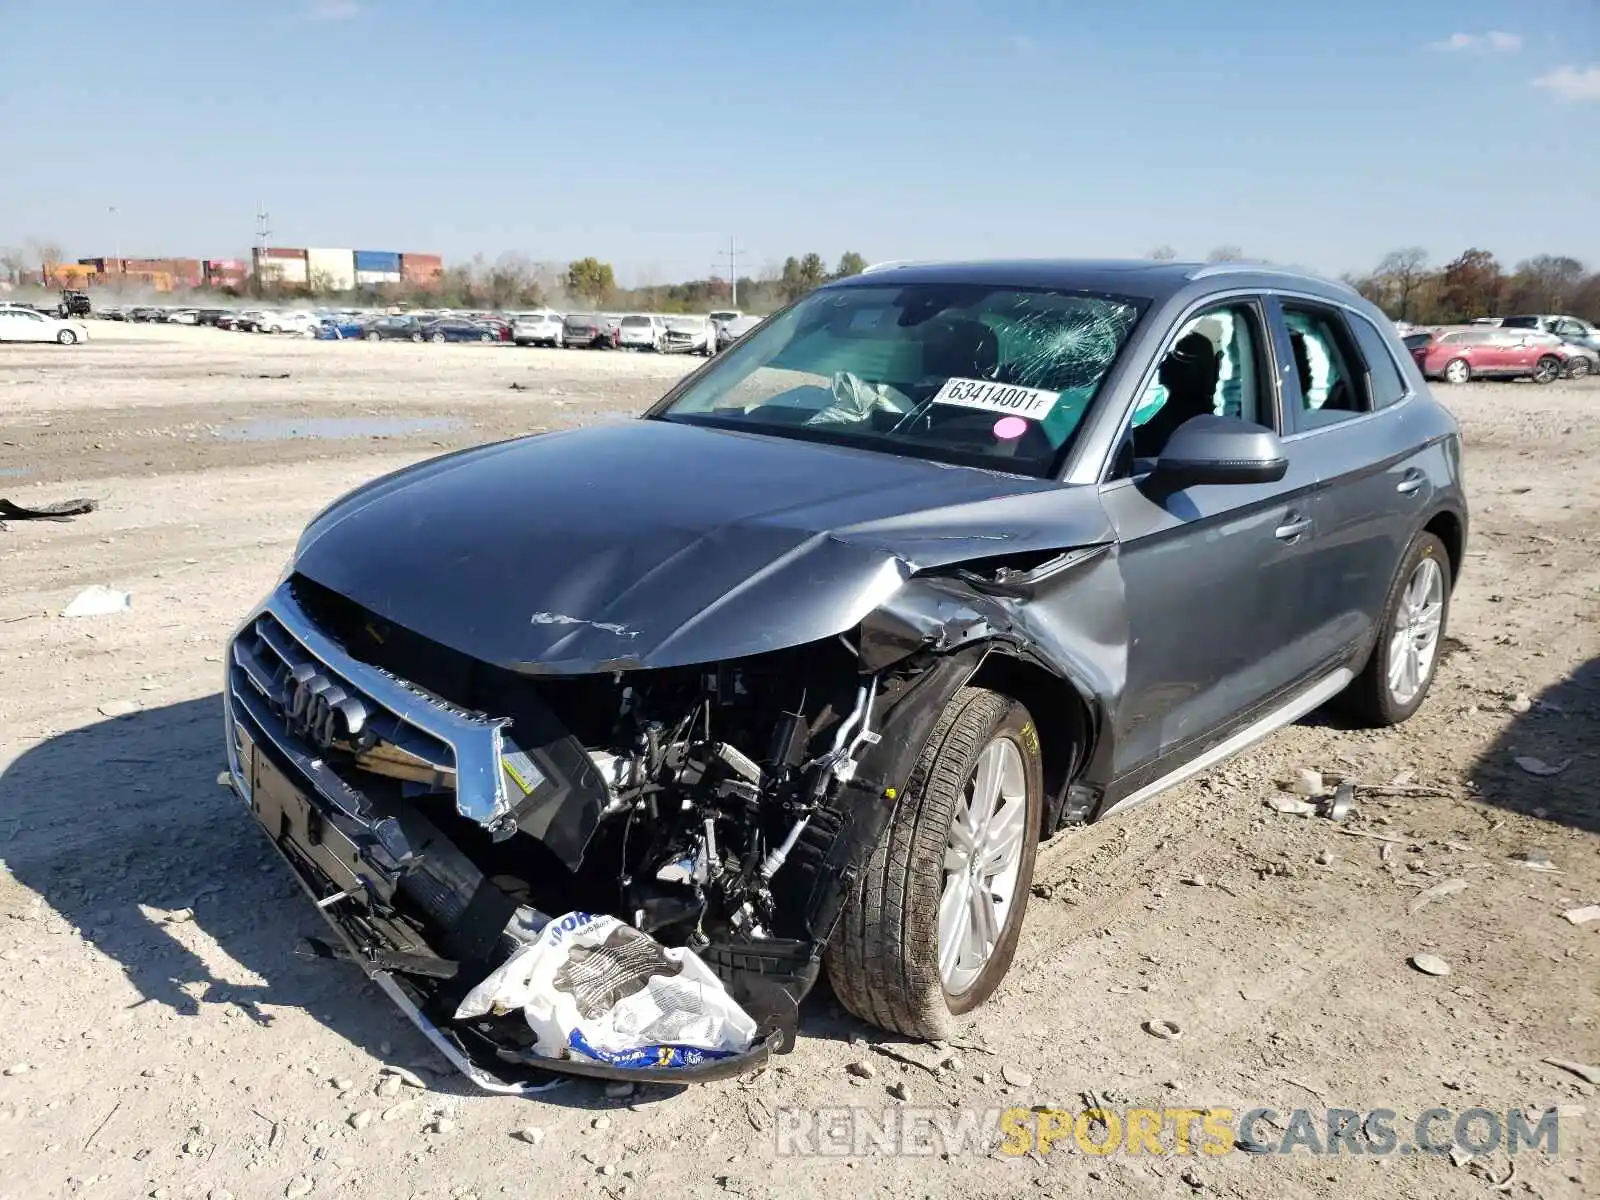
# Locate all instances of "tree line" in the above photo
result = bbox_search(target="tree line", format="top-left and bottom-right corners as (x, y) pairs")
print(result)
(1343, 249), (1600, 325)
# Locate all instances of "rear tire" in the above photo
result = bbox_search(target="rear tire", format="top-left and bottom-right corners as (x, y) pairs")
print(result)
(827, 687), (1043, 1039)
(430, 332), (446, 344)
(1532, 356), (1562, 385)
(366, 330), (381, 342)
(1567, 357), (1592, 380)
(1442, 358), (1471, 384)
(1337, 531), (1451, 727)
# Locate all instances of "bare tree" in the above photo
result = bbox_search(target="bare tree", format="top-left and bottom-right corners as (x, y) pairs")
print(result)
(1147, 245), (1176, 260)
(24, 238), (64, 272)
(0, 247), (27, 286)
(1206, 245), (1244, 262)
(1376, 247), (1429, 321)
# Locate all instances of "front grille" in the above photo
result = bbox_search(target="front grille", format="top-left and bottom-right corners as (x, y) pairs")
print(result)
(225, 584), (516, 828)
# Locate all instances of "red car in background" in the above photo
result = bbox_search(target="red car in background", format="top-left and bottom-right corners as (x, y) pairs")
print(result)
(1404, 326), (1574, 384)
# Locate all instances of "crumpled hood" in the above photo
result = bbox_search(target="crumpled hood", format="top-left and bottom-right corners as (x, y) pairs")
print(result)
(293, 420), (1112, 672)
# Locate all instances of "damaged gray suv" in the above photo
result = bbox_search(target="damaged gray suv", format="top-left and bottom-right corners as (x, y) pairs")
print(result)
(224, 260), (1467, 1089)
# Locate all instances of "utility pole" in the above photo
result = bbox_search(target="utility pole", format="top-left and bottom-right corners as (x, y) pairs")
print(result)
(255, 203), (271, 297)
(716, 236), (738, 308)
(108, 205), (120, 268)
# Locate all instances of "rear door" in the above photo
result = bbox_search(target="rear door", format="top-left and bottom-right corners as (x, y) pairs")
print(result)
(1100, 295), (1330, 785)
(1271, 297), (1425, 672)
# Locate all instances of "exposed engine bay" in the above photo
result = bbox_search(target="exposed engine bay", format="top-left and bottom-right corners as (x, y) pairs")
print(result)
(230, 575), (994, 1084)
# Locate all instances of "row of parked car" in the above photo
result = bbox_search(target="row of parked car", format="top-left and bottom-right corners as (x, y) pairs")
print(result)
(95, 303), (767, 354)
(1397, 313), (1600, 384)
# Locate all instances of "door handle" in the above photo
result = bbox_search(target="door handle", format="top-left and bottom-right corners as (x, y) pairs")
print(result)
(1275, 514), (1312, 541)
(1397, 470), (1425, 495)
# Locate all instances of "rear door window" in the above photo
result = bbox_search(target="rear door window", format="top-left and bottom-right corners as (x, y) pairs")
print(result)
(1280, 303), (1371, 431)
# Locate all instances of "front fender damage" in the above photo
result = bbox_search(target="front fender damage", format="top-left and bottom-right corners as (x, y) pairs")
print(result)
(227, 539), (1125, 1089)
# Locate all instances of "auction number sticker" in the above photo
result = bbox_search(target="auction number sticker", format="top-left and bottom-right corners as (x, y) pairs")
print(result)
(931, 377), (1058, 420)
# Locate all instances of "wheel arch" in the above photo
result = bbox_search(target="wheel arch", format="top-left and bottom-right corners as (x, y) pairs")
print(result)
(963, 647), (1098, 831)
(1422, 508), (1465, 585)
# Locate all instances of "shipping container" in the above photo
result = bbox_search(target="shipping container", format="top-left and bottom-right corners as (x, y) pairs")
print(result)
(78, 257), (124, 273)
(400, 252), (444, 287)
(354, 250), (401, 273)
(355, 269), (403, 287)
(45, 263), (99, 286)
(261, 246), (307, 260)
(253, 248), (309, 286)
(305, 247), (355, 291)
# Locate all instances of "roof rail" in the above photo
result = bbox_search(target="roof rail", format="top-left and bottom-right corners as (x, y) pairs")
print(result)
(860, 260), (918, 274)
(1187, 261), (1358, 295)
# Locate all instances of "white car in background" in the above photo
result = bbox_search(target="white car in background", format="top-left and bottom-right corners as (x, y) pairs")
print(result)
(264, 310), (319, 336)
(618, 313), (667, 351)
(714, 314), (763, 351)
(0, 305), (90, 344)
(512, 312), (566, 347)
(661, 315), (716, 355)
(167, 309), (200, 326)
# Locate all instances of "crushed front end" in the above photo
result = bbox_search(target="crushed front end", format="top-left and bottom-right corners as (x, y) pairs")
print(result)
(223, 574), (944, 1089)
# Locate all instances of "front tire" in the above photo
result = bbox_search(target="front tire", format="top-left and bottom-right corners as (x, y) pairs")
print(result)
(56, 329), (77, 345)
(430, 332), (446, 344)
(827, 687), (1043, 1039)
(1567, 357), (1592, 380)
(1338, 531), (1451, 727)
(1532, 356), (1562, 385)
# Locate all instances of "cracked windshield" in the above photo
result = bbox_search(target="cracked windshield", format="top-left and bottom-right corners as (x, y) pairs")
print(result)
(659, 284), (1145, 475)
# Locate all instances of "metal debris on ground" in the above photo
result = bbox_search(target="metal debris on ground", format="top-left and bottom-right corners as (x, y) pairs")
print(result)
(1407, 879), (1470, 915)
(1321, 781), (1355, 822)
(63, 586), (131, 617)
(1562, 905), (1600, 926)
(0, 496), (96, 523)
(1142, 1019), (1182, 1040)
(1000, 1064), (1033, 1088)
(1541, 1058), (1600, 1086)
(1409, 953), (1451, 977)
(1513, 755), (1571, 777)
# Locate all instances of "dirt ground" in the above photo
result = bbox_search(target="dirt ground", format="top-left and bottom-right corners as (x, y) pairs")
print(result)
(0, 323), (1595, 1200)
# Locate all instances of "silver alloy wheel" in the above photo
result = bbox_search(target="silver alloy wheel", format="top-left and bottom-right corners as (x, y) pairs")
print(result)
(1387, 556), (1445, 705)
(1570, 358), (1591, 379)
(938, 736), (1028, 995)
(1444, 359), (1470, 384)
(1533, 357), (1560, 384)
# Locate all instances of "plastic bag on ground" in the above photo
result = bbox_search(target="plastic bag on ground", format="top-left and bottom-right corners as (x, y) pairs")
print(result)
(454, 911), (757, 1069)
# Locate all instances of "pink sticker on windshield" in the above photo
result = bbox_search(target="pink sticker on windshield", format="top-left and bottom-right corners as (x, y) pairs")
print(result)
(993, 416), (1028, 440)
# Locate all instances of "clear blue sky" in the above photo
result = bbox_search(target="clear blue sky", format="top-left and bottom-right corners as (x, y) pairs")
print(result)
(2, 0), (1596, 284)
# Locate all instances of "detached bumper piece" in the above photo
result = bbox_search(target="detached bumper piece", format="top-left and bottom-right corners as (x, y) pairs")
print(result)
(224, 584), (789, 1088)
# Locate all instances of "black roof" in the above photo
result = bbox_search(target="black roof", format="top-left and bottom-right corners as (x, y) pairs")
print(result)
(825, 258), (1357, 305)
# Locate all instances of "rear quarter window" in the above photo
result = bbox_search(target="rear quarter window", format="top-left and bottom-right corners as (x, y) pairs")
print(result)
(1350, 316), (1409, 407)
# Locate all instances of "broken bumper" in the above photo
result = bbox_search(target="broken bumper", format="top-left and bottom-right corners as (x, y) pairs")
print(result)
(222, 588), (783, 1089)
(227, 739), (778, 1087)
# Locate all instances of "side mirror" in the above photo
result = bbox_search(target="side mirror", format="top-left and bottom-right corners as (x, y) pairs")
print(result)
(1148, 414), (1288, 489)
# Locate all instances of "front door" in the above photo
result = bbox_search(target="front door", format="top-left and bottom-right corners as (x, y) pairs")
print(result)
(1100, 297), (1327, 790)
